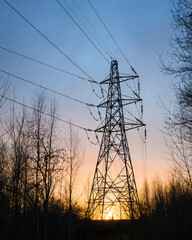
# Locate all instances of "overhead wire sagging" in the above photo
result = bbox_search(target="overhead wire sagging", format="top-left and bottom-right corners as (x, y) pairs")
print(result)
(0, 46), (95, 82)
(2, 0), (94, 81)
(71, 0), (114, 60)
(88, 0), (137, 74)
(63, 0), (113, 60)
(3, 0), (106, 99)
(87, 105), (99, 121)
(0, 94), (96, 132)
(85, 130), (99, 145)
(0, 45), (106, 98)
(0, 69), (98, 108)
(1, 1), (146, 171)
(57, 0), (110, 64)
(2, 0), (107, 100)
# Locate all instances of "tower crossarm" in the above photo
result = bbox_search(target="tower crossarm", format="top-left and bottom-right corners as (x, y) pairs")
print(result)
(97, 98), (142, 108)
(100, 75), (139, 84)
(95, 120), (145, 133)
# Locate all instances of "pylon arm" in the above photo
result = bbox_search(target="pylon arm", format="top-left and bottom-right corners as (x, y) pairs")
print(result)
(95, 122), (145, 133)
(97, 98), (142, 108)
(100, 75), (138, 84)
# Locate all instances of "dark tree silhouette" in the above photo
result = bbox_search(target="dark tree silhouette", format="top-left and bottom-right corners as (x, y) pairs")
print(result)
(64, 122), (84, 214)
(161, 0), (192, 186)
(0, 76), (10, 110)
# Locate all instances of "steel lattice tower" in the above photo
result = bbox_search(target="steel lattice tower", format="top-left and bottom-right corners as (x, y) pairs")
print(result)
(87, 60), (145, 220)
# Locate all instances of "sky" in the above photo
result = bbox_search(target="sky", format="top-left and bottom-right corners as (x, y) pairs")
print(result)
(0, 0), (175, 191)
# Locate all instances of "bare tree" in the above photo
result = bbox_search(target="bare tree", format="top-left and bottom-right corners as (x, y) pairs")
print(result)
(3, 104), (28, 239)
(0, 75), (10, 110)
(161, 0), (192, 77)
(164, 119), (192, 186)
(140, 179), (151, 216)
(0, 140), (8, 192)
(26, 90), (64, 240)
(64, 122), (84, 214)
(0, 139), (10, 235)
(0, 90), (66, 239)
(161, 0), (192, 185)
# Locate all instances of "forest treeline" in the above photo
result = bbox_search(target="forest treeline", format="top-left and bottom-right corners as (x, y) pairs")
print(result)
(0, 90), (87, 240)
(0, 91), (192, 240)
(1, 112), (192, 240)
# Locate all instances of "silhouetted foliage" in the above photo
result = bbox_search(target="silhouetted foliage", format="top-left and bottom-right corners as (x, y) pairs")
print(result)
(138, 176), (192, 240)
(1, 91), (192, 239)
(64, 122), (84, 215)
(161, 0), (192, 186)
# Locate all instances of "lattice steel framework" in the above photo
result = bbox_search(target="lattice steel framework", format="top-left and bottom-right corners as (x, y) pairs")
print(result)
(87, 60), (145, 220)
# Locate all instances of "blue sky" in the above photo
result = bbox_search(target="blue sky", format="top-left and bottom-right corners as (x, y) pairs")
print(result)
(0, 0), (175, 188)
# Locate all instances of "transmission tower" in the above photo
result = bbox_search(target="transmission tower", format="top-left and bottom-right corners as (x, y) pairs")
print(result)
(87, 60), (145, 220)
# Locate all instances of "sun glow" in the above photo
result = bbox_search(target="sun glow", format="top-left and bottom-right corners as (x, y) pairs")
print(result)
(105, 210), (118, 220)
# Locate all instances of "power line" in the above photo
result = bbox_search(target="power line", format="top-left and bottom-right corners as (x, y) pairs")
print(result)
(2, 0), (106, 99)
(0, 46), (96, 83)
(67, 0), (112, 59)
(85, 130), (99, 145)
(71, 0), (114, 59)
(56, 0), (110, 64)
(0, 94), (95, 132)
(0, 69), (98, 107)
(88, 0), (137, 74)
(2, 0), (94, 81)
(0, 46), (106, 98)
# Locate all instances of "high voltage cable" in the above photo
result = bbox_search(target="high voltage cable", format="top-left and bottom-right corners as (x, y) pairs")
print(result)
(88, 0), (129, 64)
(71, 0), (114, 59)
(0, 46), (96, 83)
(85, 130), (99, 145)
(0, 69), (98, 107)
(56, 0), (110, 64)
(144, 138), (147, 179)
(2, 0), (94, 81)
(88, 0), (137, 74)
(0, 94), (95, 132)
(2, 0), (106, 98)
(64, 0), (112, 60)
(0, 46), (106, 97)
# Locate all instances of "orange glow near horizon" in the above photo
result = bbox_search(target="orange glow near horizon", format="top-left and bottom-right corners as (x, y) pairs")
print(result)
(105, 210), (118, 220)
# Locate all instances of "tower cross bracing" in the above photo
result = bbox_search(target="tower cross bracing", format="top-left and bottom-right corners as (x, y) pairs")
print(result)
(87, 60), (144, 220)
